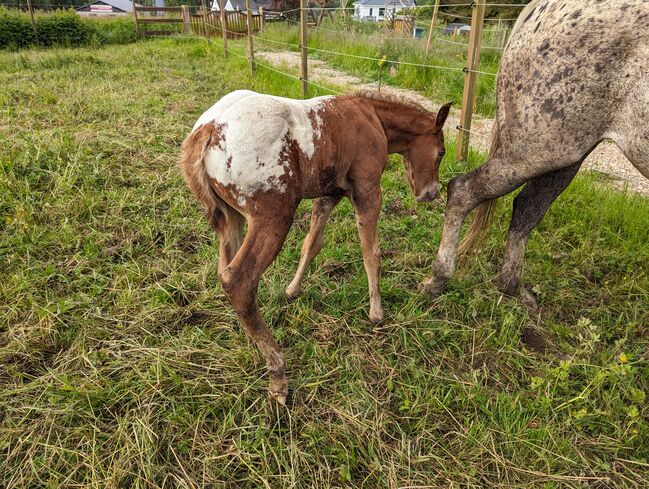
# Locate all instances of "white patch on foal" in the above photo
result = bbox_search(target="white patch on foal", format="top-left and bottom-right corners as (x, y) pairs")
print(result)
(195, 91), (332, 202)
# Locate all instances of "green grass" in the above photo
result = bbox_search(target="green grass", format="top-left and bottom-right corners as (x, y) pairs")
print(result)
(1, 39), (648, 488)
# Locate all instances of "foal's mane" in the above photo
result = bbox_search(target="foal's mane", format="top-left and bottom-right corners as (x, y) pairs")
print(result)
(355, 89), (431, 115)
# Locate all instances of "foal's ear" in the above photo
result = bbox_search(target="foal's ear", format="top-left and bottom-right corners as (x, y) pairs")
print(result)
(435, 102), (453, 128)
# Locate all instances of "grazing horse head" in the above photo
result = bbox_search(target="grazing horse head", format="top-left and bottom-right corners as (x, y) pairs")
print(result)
(355, 90), (452, 203)
(401, 102), (452, 202)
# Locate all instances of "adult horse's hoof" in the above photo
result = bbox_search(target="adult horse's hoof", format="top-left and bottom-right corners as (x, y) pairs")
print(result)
(519, 287), (540, 314)
(268, 377), (289, 406)
(419, 277), (444, 298)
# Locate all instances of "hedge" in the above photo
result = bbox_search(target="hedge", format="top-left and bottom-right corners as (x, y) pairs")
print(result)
(0, 8), (137, 49)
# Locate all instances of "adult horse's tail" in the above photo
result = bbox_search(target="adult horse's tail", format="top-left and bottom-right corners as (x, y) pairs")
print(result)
(458, 123), (501, 256)
(179, 124), (230, 233)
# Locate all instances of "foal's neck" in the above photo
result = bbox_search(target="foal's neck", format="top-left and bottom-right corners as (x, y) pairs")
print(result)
(363, 98), (434, 153)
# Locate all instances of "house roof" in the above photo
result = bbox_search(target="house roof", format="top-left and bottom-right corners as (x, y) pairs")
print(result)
(76, 0), (142, 11)
(354, 0), (414, 7)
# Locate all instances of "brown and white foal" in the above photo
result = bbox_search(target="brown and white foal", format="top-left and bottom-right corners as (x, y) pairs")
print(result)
(180, 89), (450, 404)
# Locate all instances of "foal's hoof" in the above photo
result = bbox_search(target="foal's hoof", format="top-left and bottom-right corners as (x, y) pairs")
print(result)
(285, 284), (301, 301)
(419, 277), (444, 298)
(268, 377), (289, 406)
(369, 308), (385, 325)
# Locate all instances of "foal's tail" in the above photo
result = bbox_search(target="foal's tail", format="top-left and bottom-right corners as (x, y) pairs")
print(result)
(179, 123), (229, 233)
(458, 123), (501, 256)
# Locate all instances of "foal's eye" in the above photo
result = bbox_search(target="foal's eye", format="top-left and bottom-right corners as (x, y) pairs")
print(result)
(438, 151), (446, 158)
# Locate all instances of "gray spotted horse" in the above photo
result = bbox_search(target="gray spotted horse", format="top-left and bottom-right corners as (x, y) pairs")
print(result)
(422, 0), (649, 308)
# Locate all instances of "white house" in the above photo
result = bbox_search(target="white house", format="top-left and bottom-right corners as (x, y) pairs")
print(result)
(210, 0), (270, 13)
(353, 0), (414, 22)
(76, 0), (143, 15)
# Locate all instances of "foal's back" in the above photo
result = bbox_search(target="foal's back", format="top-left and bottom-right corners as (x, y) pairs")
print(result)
(197, 91), (335, 203)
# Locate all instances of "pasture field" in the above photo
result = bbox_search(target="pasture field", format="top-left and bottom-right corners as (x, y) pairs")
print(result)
(1, 39), (648, 488)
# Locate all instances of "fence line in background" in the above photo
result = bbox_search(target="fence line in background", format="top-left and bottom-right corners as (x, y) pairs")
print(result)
(138, 1), (522, 161)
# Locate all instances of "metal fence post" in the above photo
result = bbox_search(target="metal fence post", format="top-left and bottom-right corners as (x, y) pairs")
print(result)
(300, 0), (308, 98)
(424, 0), (440, 57)
(246, 0), (254, 75)
(456, 0), (486, 161)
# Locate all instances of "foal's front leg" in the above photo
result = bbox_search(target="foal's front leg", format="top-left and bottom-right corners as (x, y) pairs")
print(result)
(351, 186), (384, 323)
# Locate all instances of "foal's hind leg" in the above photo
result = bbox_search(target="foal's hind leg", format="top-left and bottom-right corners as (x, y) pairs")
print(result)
(217, 209), (245, 275)
(498, 163), (581, 308)
(220, 210), (296, 405)
(286, 196), (342, 299)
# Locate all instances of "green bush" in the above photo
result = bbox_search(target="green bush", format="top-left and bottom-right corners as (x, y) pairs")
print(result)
(36, 10), (93, 47)
(0, 8), (137, 49)
(91, 17), (137, 45)
(0, 7), (36, 49)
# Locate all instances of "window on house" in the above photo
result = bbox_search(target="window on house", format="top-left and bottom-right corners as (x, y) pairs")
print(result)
(379, 7), (385, 16)
(369, 7), (373, 16)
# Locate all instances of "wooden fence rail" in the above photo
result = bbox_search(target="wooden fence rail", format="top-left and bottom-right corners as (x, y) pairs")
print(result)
(132, 3), (262, 39)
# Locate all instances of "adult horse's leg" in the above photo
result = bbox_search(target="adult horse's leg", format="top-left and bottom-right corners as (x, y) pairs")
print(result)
(421, 156), (559, 297)
(220, 209), (296, 405)
(286, 195), (342, 299)
(351, 186), (383, 323)
(498, 163), (582, 309)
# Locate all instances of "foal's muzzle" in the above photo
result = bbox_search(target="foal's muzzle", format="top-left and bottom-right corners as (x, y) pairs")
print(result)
(416, 183), (439, 202)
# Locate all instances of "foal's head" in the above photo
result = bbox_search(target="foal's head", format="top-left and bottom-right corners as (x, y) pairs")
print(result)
(402, 102), (452, 202)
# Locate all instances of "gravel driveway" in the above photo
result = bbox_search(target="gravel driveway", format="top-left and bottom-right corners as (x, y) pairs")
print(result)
(258, 51), (649, 197)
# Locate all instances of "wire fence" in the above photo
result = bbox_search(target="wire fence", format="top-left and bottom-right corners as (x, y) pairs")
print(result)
(2, 0), (526, 156)
(127, 0), (528, 159)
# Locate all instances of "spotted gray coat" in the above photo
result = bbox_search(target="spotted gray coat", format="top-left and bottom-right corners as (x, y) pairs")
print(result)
(422, 0), (649, 309)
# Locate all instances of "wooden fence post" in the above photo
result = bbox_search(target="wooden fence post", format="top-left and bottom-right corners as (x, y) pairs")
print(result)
(456, 0), (486, 161)
(259, 6), (264, 31)
(26, 0), (38, 43)
(200, 0), (209, 37)
(219, 1), (228, 57)
(181, 5), (192, 34)
(246, 0), (254, 75)
(424, 0), (440, 57)
(300, 0), (308, 98)
(131, 0), (140, 39)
